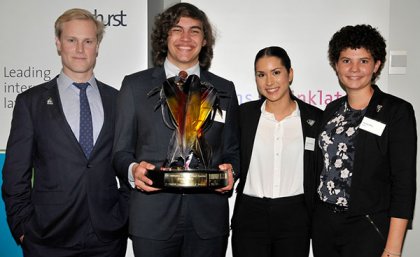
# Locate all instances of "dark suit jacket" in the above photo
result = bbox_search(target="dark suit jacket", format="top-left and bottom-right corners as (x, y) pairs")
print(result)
(318, 85), (416, 219)
(233, 94), (322, 217)
(112, 67), (240, 240)
(1, 77), (128, 246)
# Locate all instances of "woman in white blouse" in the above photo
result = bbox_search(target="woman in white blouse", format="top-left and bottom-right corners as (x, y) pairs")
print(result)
(231, 46), (322, 257)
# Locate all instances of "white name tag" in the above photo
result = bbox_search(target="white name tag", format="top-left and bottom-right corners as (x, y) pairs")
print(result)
(359, 117), (386, 136)
(214, 110), (226, 123)
(304, 137), (315, 151)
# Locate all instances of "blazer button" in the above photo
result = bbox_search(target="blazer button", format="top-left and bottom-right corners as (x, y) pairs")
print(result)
(87, 164), (93, 168)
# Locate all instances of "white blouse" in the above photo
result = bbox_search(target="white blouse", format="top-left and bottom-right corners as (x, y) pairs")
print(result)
(243, 101), (304, 198)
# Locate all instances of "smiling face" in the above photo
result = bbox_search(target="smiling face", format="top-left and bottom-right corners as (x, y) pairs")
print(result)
(255, 56), (293, 104)
(55, 19), (99, 82)
(335, 47), (381, 93)
(166, 16), (207, 70)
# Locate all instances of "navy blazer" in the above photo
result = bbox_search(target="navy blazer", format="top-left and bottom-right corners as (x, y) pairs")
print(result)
(233, 93), (323, 215)
(112, 67), (240, 240)
(2, 77), (128, 246)
(318, 85), (417, 219)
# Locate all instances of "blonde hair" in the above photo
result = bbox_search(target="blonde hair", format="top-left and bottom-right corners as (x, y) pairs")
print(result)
(55, 8), (105, 43)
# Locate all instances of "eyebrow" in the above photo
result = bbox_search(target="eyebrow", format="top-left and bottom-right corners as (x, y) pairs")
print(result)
(256, 67), (283, 72)
(172, 25), (203, 30)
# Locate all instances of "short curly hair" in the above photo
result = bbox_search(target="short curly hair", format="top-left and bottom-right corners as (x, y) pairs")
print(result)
(151, 3), (215, 70)
(328, 24), (386, 82)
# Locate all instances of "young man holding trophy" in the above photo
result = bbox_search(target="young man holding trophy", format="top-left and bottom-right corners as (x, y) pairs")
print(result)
(112, 3), (239, 257)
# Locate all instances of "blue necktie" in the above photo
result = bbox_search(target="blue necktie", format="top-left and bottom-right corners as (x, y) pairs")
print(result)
(73, 82), (93, 158)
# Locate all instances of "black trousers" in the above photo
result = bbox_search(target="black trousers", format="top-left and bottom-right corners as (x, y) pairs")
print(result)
(312, 201), (390, 257)
(22, 224), (127, 257)
(231, 194), (310, 257)
(132, 197), (228, 257)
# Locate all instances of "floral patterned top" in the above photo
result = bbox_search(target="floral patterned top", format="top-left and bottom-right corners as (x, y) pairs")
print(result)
(317, 101), (366, 207)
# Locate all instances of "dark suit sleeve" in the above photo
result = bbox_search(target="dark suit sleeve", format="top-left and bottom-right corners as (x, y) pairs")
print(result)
(221, 82), (240, 176)
(388, 102), (417, 219)
(112, 76), (138, 186)
(1, 93), (35, 243)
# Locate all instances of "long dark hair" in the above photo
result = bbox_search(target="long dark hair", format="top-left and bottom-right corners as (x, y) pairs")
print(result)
(151, 3), (215, 70)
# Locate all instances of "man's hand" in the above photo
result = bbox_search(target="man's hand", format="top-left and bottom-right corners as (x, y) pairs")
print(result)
(132, 161), (161, 192)
(215, 163), (234, 194)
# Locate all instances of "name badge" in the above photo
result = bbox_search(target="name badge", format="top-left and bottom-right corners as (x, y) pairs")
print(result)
(214, 110), (226, 123)
(305, 137), (315, 151)
(359, 117), (386, 136)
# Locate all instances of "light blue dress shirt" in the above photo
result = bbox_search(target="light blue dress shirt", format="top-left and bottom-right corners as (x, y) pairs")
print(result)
(57, 71), (104, 145)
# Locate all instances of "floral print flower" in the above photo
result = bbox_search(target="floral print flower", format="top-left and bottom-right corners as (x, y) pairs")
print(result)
(327, 181), (335, 194)
(337, 143), (347, 153)
(334, 159), (343, 168)
(346, 127), (356, 136)
(317, 101), (365, 207)
(336, 197), (348, 206)
(340, 168), (350, 179)
(329, 115), (345, 125)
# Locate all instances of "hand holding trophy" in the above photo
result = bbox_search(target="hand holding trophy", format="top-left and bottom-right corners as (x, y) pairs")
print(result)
(146, 71), (228, 188)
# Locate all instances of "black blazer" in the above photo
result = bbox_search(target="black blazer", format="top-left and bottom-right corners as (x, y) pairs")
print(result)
(112, 67), (240, 240)
(318, 85), (417, 219)
(2, 77), (128, 246)
(234, 94), (323, 214)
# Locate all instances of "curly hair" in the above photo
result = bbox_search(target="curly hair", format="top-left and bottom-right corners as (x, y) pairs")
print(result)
(328, 24), (386, 82)
(151, 3), (215, 70)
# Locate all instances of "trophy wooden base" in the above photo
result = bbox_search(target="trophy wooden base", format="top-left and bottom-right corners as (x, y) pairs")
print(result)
(146, 169), (228, 189)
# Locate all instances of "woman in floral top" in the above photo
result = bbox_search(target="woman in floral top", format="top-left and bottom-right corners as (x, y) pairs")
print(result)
(312, 24), (417, 257)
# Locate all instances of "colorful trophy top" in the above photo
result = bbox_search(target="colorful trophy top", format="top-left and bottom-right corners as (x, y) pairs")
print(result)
(149, 72), (222, 170)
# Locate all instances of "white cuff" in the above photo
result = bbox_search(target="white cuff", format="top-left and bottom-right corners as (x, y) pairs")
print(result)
(128, 162), (136, 188)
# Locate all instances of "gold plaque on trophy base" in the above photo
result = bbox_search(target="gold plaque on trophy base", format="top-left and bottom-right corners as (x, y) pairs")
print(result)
(146, 169), (228, 189)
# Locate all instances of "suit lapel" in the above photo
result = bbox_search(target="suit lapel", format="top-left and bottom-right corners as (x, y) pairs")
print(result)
(200, 70), (210, 83)
(152, 67), (166, 82)
(295, 98), (319, 192)
(43, 79), (83, 153)
(321, 97), (345, 129)
(361, 85), (384, 121)
(241, 100), (263, 180)
(92, 81), (111, 156)
(296, 98), (311, 140)
(352, 85), (384, 173)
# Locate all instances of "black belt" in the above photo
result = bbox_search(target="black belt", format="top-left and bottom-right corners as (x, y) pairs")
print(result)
(242, 194), (305, 205)
(317, 199), (348, 213)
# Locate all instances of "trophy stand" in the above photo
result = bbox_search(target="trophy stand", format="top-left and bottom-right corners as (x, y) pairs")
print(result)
(146, 168), (227, 188)
(146, 72), (228, 189)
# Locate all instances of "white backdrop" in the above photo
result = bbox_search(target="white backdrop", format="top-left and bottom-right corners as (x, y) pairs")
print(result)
(0, 0), (393, 257)
(187, 0), (389, 107)
(0, 0), (148, 150)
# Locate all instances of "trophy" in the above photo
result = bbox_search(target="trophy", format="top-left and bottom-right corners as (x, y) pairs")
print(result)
(146, 71), (228, 189)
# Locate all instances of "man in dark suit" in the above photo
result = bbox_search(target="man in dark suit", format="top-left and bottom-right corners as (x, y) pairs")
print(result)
(1, 8), (128, 257)
(112, 3), (239, 257)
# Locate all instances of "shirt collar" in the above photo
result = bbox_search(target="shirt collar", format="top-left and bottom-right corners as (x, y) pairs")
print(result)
(163, 58), (201, 78)
(57, 70), (98, 91)
(260, 100), (300, 120)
